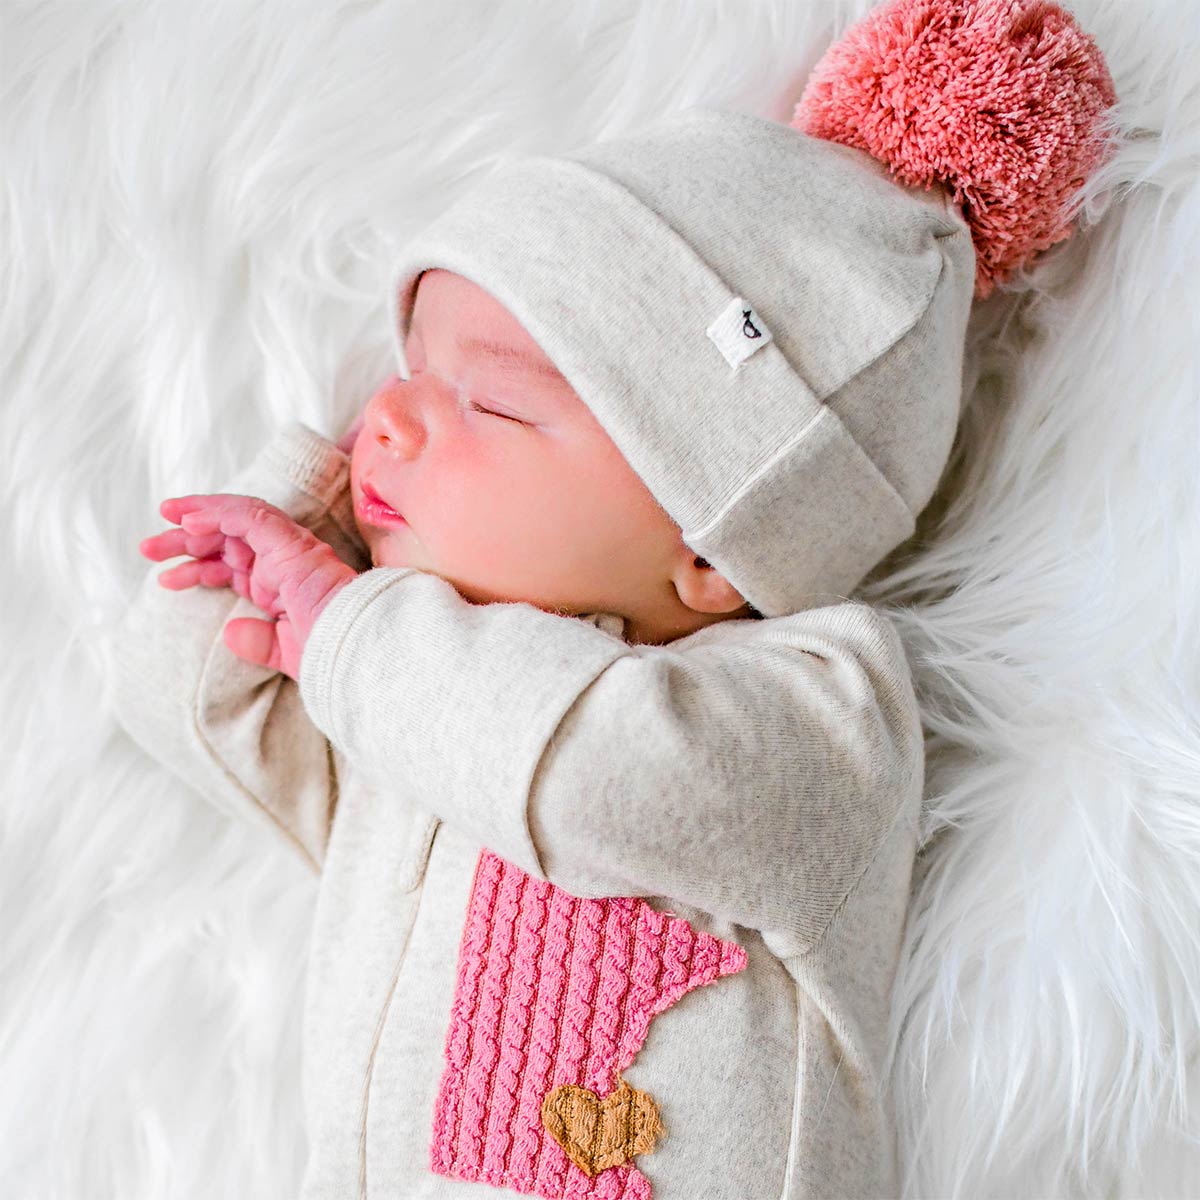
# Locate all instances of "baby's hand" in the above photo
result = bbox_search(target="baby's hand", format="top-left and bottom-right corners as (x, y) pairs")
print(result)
(139, 494), (359, 681)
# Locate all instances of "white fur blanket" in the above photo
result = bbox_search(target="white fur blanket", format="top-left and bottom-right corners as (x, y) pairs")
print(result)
(3, 2), (1197, 1197)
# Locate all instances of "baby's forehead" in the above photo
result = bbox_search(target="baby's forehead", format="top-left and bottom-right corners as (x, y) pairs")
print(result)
(409, 270), (575, 394)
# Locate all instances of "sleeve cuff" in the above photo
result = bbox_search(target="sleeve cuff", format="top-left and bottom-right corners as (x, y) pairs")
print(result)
(298, 566), (425, 743)
(259, 421), (350, 505)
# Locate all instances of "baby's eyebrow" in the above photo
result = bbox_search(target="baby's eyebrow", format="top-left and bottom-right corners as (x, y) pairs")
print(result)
(458, 335), (566, 384)
(408, 315), (565, 385)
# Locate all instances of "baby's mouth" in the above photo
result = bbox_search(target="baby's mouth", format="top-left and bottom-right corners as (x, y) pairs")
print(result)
(356, 481), (407, 528)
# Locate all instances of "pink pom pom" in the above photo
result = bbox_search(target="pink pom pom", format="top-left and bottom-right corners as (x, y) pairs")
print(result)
(792, 0), (1118, 297)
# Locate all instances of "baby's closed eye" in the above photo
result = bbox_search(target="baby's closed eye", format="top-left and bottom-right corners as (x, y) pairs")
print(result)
(466, 398), (525, 424)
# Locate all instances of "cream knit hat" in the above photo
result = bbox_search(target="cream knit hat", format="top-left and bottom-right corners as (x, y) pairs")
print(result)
(386, 0), (1117, 618)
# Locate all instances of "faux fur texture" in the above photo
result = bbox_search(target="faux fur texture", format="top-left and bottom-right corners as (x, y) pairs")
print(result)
(2, 2), (1197, 1198)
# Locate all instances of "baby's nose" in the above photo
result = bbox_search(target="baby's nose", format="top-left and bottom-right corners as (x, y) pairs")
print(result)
(364, 376), (425, 455)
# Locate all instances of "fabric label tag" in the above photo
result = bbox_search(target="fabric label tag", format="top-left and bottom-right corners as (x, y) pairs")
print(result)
(706, 295), (773, 370)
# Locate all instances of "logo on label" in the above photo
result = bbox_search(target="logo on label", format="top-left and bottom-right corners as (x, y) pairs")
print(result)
(707, 295), (773, 370)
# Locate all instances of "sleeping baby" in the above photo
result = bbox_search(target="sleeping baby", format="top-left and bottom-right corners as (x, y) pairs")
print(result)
(106, 3), (1116, 1196)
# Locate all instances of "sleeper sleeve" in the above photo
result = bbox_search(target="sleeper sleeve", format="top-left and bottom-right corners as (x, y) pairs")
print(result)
(104, 422), (370, 875)
(298, 571), (924, 951)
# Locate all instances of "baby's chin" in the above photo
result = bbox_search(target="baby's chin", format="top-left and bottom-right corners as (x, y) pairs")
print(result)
(356, 529), (600, 615)
(367, 539), (408, 570)
(354, 521), (401, 569)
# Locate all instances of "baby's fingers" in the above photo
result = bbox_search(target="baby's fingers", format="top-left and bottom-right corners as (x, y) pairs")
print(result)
(159, 496), (225, 524)
(177, 495), (301, 553)
(223, 617), (283, 672)
(139, 527), (224, 562)
(156, 556), (235, 591)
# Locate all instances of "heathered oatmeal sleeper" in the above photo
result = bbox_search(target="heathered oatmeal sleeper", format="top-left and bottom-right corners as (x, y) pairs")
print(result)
(108, 422), (924, 1200)
(106, 0), (1124, 1190)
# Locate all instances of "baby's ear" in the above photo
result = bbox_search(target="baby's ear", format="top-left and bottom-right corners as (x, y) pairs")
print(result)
(672, 551), (750, 616)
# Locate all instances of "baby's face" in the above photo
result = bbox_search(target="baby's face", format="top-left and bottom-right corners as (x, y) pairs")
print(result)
(348, 269), (749, 644)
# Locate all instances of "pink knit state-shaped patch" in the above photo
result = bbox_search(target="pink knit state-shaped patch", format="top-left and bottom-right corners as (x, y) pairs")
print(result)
(429, 850), (748, 1199)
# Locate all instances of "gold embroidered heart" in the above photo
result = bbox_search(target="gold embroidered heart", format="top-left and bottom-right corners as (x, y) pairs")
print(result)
(540, 1077), (665, 1177)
